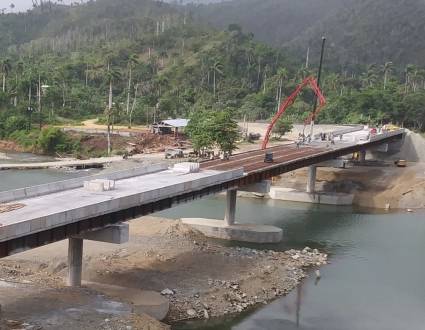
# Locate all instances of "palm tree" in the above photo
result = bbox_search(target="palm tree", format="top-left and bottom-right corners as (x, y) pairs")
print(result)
(276, 67), (288, 111)
(155, 74), (168, 97)
(1, 58), (12, 93)
(105, 63), (121, 155)
(382, 61), (393, 90)
(210, 61), (223, 98)
(12, 61), (23, 107)
(126, 54), (138, 116)
(405, 64), (416, 94)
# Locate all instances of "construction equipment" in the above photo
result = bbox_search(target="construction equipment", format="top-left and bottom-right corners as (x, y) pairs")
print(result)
(264, 152), (274, 163)
(395, 159), (407, 167)
(262, 76), (326, 149)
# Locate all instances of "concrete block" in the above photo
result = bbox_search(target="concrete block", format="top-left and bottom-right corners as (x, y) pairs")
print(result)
(172, 162), (200, 174)
(181, 218), (283, 243)
(84, 179), (115, 192)
(76, 223), (129, 244)
(269, 187), (354, 206)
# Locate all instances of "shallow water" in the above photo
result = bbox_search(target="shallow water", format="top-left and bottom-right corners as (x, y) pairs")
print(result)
(157, 197), (425, 330)
(0, 152), (100, 191)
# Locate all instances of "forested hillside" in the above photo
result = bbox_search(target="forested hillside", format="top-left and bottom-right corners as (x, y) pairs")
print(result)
(0, 0), (423, 156)
(194, 0), (425, 68)
(192, 0), (349, 50)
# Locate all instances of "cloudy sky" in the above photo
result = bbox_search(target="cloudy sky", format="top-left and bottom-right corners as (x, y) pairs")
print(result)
(5, 0), (75, 12)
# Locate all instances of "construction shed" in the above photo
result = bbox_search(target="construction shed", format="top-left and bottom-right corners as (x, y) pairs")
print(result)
(152, 118), (190, 135)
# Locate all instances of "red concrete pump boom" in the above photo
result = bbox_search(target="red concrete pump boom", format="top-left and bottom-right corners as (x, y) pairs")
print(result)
(261, 76), (326, 150)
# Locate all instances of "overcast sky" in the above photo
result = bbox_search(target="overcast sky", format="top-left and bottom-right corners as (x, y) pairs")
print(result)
(4, 0), (74, 12)
(4, 0), (220, 12)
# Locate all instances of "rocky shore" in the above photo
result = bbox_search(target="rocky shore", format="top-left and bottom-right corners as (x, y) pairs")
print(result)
(164, 246), (327, 322)
(0, 217), (327, 329)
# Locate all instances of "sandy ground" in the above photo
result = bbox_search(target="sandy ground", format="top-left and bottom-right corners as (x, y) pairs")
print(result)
(0, 217), (326, 329)
(273, 162), (425, 209)
(63, 119), (149, 134)
(240, 122), (349, 141)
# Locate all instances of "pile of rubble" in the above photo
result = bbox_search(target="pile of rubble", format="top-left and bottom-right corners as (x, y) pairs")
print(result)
(163, 246), (328, 322)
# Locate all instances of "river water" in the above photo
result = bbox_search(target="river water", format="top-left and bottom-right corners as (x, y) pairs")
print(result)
(1, 154), (424, 330)
(0, 152), (100, 191)
(159, 198), (425, 330)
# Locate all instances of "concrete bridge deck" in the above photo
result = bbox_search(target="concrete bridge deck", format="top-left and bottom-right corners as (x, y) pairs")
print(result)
(0, 128), (405, 258)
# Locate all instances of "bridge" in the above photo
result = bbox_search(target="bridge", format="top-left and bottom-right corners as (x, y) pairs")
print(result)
(0, 127), (404, 286)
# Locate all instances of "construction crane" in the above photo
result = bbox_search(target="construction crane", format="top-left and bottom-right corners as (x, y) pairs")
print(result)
(261, 76), (326, 150)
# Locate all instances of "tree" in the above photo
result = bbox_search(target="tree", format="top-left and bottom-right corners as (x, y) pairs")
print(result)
(272, 117), (293, 138)
(105, 63), (121, 155)
(1, 58), (12, 93)
(211, 110), (240, 153)
(186, 109), (239, 155)
(276, 67), (288, 111)
(126, 54), (138, 116)
(210, 61), (223, 98)
(382, 61), (393, 90)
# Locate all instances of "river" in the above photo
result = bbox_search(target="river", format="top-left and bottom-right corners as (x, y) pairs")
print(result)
(1, 155), (424, 330)
(158, 198), (425, 330)
(0, 151), (100, 191)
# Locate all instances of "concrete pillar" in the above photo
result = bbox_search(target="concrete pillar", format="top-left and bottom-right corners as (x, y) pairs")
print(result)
(224, 189), (237, 226)
(306, 166), (317, 193)
(67, 238), (83, 287)
(359, 150), (366, 162)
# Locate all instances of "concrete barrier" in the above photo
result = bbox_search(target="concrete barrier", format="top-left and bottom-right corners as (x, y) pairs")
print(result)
(0, 163), (168, 203)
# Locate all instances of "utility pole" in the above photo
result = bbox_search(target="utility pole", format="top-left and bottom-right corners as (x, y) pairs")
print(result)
(309, 37), (326, 139)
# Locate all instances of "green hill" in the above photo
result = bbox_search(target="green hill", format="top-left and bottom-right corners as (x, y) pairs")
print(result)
(193, 0), (425, 68)
(0, 0), (423, 152)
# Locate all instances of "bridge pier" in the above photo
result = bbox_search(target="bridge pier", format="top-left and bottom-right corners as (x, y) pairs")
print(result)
(67, 238), (83, 287)
(66, 223), (129, 287)
(306, 165), (317, 193)
(359, 150), (367, 162)
(182, 188), (283, 243)
(224, 189), (237, 226)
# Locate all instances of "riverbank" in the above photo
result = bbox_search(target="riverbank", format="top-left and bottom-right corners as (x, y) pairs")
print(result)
(272, 162), (425, 210)
(0, 216), (326, 329)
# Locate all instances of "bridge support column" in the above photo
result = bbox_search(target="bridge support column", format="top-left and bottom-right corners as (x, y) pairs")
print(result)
(182, 188), (282, 243)
(306, 166), (317, 194)
(359, 150), (367, 162)
(224, 189), (237, 226)
(67, 237), (83, 287)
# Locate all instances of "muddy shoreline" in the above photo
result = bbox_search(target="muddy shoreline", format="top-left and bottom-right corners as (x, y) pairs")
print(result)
(0, 217), (327, 329)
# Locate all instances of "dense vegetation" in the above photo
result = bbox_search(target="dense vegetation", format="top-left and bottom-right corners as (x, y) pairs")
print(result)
(0, 0), (424, 155)
(194, 0), (425, 68)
